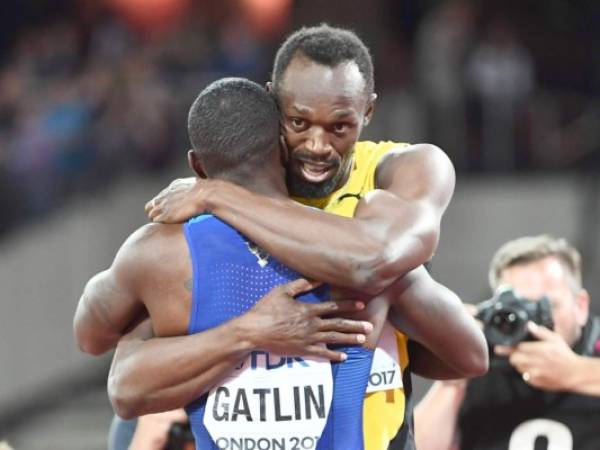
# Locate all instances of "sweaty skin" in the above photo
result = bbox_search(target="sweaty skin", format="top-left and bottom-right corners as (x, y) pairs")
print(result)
(102, 227), (475, 419)
(146, 58), (454, 295)
(97, 192), (484, 419)
(142, 58), (487, 382)
(76, 56), (488, 429)
(77, 219), (376, 419)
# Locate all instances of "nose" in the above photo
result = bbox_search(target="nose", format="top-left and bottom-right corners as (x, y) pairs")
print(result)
(305, 126), (332, 158)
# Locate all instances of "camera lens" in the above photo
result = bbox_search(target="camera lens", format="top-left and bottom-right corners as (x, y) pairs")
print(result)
(492, 311), (520, 335)
(484, 305), (529, 346)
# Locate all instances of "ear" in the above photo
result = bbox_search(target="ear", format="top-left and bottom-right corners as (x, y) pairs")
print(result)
(279, 135), (289, 166)
(265, 81), (273, 93)
(363, 92), (377, 126)
(187, 150), (207, 179)
(574, 288), (590, 326)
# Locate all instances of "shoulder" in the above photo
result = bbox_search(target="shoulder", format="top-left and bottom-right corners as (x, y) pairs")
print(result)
(375, 143), (456, 206)
(115, 223), (186, 277)
(355, 140), (410, 162)
(376, 143), (453, 177)
(121, 223), (184, 255)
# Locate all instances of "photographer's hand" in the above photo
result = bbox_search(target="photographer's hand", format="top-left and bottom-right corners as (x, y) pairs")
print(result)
(129, 409), (188, 450)
(495, 321), (577, 391)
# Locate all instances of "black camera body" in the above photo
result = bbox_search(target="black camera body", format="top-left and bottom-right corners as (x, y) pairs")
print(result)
(165, 422), (195, 450)
(476, 288), (554, 347)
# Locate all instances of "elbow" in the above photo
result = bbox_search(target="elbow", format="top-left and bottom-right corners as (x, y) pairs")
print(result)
(76, 336), (107, 356)
(457, 333), (489, 378)
(465, 352), (489, 379)
(74, 322), (108, 356)
(74, 324), (100, 356)
(73, 295), (111, 356)
(352, 228), (439, 296)
(473, 335), (490, 377)
(412, 222), (440, 266)
(108, 373), (143, 420)
(79, 342), (105, 357)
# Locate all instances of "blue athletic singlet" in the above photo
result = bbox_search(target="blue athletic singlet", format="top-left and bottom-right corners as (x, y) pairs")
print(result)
(184, 214), (374, 450)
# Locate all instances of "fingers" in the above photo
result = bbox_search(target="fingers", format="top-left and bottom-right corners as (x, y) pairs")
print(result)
(145, 197), (163, 221)
(527, 321), (557, 341)
(304, 345), (347, 362)
(312, 299), (366, 316)
(282, 278), (323, 297)
(312, 331), (367, 346)
(506, 350), (529, 369)
(319, 317), (373, 334)
(494, 345), (515, 357)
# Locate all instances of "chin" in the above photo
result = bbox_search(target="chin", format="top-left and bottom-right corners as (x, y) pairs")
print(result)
(287, 173), (338, 199)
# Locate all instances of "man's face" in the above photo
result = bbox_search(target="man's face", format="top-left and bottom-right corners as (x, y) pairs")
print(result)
(499, 256), (589, 346)
(276, 56), (375, 198)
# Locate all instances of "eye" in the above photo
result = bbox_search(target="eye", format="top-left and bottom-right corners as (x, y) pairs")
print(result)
(332, 123), (350, 134)
(289, 117), (306, 129)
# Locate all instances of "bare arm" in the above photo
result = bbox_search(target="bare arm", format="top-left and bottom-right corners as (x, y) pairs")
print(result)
(147, 144), (455, 295)
(414, 380), (466, 450)
(388, 266), (488, 379)
(108, 318), (253, 419)
(108, 279), (372, 418)
(73, 227), (150, 355)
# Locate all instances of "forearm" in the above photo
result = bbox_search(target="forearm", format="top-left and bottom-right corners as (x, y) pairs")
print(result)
(390, 270), (488, 378)
(206, 181), (436, 294)
(108, 317), (253, 419)
(414, 380), (466, 450)
(409, 341), (473, 379)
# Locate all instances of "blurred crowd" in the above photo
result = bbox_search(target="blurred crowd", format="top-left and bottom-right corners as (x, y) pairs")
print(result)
(0, 2), (274, 236)
(0, 0), (597, 237)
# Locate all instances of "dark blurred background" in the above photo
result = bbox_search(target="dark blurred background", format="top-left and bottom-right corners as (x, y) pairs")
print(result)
(0, 0), (598, 448)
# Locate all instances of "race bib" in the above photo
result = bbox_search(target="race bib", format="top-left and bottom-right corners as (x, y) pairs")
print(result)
(366, 321), (402, 393)
(204, 350), (333, 449)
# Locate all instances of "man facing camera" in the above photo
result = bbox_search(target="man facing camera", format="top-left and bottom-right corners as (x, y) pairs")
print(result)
(415, 235), (600, 450)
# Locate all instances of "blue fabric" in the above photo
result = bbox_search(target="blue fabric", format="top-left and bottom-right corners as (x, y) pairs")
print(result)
(184, 214), (373, 449)
(107, 415), (137, 450)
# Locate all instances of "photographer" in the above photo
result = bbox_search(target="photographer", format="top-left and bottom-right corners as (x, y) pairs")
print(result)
(415, 235), (600, 450)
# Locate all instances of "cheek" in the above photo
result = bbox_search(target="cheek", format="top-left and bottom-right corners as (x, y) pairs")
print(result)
(551, 310), (575, 339)
(283, 129), (303, 148)
(335, 137), (356, 159)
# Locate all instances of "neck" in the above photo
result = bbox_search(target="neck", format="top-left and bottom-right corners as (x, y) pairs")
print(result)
(216, 165), (289, 200)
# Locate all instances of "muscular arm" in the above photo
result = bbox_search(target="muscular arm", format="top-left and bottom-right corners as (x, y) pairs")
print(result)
(73, 228), (149, 355)
(108, 318), (253, 419)
(107, 280), (371, 418)
(152, 144), (454, 295)
(388, 267), (488, 379)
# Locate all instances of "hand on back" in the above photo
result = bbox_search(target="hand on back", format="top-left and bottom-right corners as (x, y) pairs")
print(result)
(242, 278), (373, 362)
(146, 177), (204, 223)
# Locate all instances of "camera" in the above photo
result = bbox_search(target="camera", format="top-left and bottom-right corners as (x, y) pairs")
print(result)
(476, 288), (554, 347)
(165, 422), (195, 450)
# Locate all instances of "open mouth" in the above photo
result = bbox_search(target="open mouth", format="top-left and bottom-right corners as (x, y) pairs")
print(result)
(298, 161), (336, 183)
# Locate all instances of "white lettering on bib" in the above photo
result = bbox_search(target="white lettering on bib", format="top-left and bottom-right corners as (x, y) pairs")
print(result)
(204, 351), (333, 449)
(366, 321), (402, 393)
